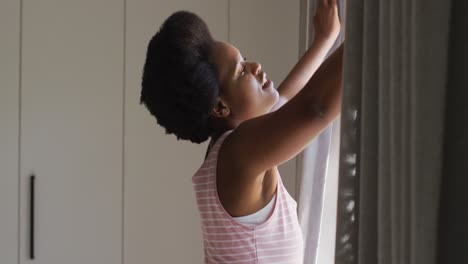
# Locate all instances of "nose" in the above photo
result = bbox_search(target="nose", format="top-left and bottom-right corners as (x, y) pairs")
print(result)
(250, 62), (262, 75)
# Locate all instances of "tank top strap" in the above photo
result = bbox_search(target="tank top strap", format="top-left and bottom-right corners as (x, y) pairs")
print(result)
(206, 130), (234, 158)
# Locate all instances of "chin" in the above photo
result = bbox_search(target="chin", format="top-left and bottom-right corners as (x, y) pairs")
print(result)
(268, 93), (283, 113)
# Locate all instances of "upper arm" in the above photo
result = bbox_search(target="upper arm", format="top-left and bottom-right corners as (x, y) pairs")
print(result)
(223, 91), (334, 178)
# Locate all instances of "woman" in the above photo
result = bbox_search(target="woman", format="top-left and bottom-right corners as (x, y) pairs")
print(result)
(140, 0), (342, 262)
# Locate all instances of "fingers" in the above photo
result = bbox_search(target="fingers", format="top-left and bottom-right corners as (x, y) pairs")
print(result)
(321, 0), (337, 8)
(321, 0), (338, 7)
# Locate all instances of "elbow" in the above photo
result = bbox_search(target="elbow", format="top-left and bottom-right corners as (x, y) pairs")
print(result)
(305, 93), (342, 122)
(304, 98), (331, 124)
(306, 101), (328, 120)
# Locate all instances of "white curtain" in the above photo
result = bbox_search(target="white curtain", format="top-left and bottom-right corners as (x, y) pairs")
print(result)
(296, 1), (346, 264)
(334, 0), (468, 263)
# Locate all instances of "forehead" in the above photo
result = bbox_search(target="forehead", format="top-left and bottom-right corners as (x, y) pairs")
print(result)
(211, 41), (241, 85)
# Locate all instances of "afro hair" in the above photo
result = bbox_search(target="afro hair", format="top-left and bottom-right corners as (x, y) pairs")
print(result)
(140, 11), (220, 143)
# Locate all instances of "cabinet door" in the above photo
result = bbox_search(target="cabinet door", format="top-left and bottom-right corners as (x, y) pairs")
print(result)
(0, 0), (20, 263)
(20, 1), (123, 263)
(124, 1), (228, 263)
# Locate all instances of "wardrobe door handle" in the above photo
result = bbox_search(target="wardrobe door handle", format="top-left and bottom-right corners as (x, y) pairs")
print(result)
(30, 174), (35, 259)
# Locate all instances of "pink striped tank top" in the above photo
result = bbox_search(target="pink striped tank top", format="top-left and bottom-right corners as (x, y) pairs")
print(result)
(192, 130), (304, 264)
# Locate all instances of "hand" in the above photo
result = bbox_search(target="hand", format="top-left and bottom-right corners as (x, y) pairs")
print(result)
(313, 0), (341, 43)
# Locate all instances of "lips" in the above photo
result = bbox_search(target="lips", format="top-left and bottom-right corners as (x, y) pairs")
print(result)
(262, 79), (272, 89)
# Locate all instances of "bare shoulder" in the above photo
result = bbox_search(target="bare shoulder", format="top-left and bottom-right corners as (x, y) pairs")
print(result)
(216, 136), (278, 216)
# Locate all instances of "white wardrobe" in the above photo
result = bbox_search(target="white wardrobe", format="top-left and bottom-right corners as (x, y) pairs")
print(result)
(1, 0), (300, 263)
(2, 0), (124, 263)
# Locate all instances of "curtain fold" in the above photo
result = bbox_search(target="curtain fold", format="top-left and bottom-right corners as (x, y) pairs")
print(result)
(437, 2), (468, 263)
(296, 1), (346, 264)
(334, 0), (466, 263)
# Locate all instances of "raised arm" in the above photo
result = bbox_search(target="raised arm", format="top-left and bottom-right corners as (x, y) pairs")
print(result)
(223, 41), (344, 178)
(277, 0), (341, 101)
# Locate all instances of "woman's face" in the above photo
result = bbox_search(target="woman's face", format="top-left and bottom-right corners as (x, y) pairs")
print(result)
(209, 41), (279, 125)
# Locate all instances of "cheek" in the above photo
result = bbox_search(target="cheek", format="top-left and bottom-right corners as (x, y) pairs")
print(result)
(232, 78), (268, 108)
(234, 78), (256, 98)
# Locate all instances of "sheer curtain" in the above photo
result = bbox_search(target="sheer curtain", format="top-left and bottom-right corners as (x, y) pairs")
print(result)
(296, 1), (346, 264)
(334, 0), (468, 264)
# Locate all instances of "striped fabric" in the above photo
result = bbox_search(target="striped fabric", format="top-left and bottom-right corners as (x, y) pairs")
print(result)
(192, 130), (304, 264)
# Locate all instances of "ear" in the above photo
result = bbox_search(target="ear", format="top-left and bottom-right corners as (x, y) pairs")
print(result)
(210, 98), (230, 118)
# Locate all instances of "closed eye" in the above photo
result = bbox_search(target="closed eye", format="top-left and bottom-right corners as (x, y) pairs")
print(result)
(239, 57), (247, 76)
